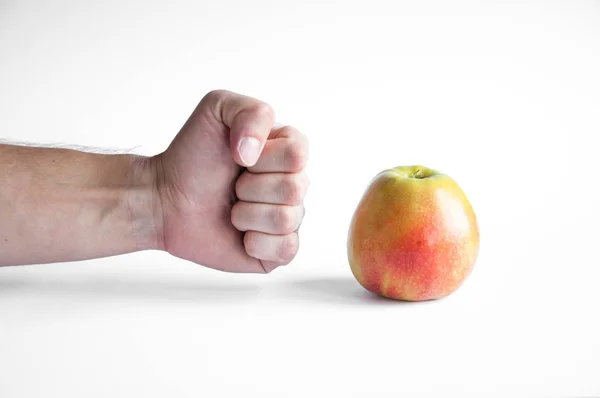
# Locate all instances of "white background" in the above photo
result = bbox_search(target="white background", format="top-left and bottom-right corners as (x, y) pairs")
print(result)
(1, 0), (599, 396)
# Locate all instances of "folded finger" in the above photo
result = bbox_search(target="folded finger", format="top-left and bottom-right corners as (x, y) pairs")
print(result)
(231, 202), (304, 235)
(236, 171), (309, 205)
(248, 125), (308, 173)
(244, 231), (299, 265)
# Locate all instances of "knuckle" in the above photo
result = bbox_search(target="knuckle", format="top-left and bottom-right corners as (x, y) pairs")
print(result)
(278, 234), (299, 263)
(202, 89), (229, 105)
(279, 125), (300, 137)
(285, 140), (309, 172)
(201, 90), (232, 122)
(204, 89), (226, 99)
(275, 206), (298, 234)
(281, 175), (305, 205)
(250, 101), (275, 120)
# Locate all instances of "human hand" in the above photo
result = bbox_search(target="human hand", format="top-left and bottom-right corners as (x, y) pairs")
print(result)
(152, 90), (309, 273)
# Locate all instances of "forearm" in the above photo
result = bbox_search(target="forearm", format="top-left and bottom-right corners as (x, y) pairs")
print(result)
(0, 144), (163, 266)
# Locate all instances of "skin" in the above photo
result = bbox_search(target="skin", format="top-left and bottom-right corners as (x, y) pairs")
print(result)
(0, 90), (309, 273)
(347, 165), (479, 301)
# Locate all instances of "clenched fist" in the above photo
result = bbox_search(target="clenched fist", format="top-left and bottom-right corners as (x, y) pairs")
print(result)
(152, 90), (309, 273)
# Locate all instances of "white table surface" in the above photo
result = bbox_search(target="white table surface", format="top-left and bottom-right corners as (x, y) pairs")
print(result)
(1, 0), (599, 396)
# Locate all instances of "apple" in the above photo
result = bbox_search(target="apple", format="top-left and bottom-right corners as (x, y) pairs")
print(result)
(347, 165), (479, 301)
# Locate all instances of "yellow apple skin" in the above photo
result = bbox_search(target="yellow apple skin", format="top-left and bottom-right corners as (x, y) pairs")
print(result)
(347, 166), (479, 301)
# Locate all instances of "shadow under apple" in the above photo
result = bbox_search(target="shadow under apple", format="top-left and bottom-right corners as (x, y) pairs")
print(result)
(286, 276), (420, 306)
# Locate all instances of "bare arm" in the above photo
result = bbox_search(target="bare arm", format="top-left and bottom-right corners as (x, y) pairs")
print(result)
(0, 90), (309, 272)
(0, 143), (162, 266)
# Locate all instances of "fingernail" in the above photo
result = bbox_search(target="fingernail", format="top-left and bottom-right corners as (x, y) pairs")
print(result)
(238, 137), (261, 166)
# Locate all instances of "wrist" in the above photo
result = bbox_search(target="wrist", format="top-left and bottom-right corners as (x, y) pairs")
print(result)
(127, 155), (166, 252)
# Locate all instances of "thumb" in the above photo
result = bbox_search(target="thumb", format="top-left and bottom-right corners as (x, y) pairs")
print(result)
(203, 90), (276, 167)
(222, 97), (275, 167)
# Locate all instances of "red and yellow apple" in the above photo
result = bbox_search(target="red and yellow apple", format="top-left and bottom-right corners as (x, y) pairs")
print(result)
(347, 165), (479, 301)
